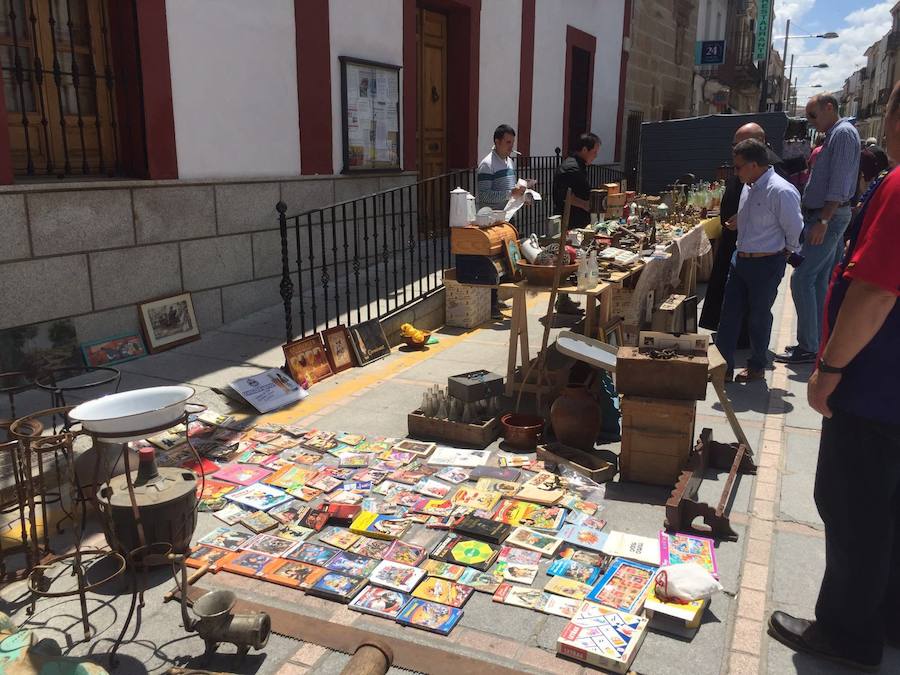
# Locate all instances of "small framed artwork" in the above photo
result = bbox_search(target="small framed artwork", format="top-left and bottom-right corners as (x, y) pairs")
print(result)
(81, 333), (147, 367)
(138, 292), (201, 353)
(348, 320), (391, 366)
(284, 335), (334, 387)
(601, 318), (625, 348)
(322, 326), (357, 373)
(504, 239), (523, 279)
(683, 295), (698, 333)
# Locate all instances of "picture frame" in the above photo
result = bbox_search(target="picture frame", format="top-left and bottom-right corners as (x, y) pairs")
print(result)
(601, 318), (625, 348)
(339, 56), (402, 173)
(683, 295), (699, 333)
(322, 326), (357, 373)
(81, 333), (147, 367)
(283, 335), (334, 387)
(138, 292), (201, 353)
(504, 239), (523, 279)
(348, 320), (391, 366)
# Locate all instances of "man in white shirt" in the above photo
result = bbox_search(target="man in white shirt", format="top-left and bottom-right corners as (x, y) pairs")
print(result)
(715, 139), (804, 382)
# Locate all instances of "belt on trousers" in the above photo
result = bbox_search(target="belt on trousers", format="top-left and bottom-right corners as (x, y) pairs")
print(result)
(802, 201), (851, 213)
(737, 251), (781, 258)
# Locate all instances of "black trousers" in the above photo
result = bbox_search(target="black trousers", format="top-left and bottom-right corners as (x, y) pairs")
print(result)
(814, 408), (900, 664)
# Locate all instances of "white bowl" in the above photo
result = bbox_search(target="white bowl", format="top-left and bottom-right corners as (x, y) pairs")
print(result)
(68, 386), (196, 442)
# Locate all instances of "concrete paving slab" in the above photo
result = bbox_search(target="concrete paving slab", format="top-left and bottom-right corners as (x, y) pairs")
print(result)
(783, 369), (823, 431)
(177, 329), (285, 368)
(457, 590), (547, 640)
(779, 432), (823, 528)
(117, 351), (261, 389)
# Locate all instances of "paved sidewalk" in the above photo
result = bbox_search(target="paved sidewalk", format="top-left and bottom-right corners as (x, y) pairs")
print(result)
(2, 271), (895, 674)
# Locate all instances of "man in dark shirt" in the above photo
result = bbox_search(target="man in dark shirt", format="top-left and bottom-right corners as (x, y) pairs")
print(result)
(551, 133), (601, 313)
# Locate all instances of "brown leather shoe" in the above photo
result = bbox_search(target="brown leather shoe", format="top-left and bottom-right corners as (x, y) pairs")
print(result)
(734, 367), (765, 382)
(767, 611), (880, 672)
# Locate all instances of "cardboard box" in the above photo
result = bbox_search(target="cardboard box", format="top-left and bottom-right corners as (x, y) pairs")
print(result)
(445, 276), (491, 328)
(619, 396), (696, 486)
(556, 601), (648, 674)
(651, 294), (687, 333)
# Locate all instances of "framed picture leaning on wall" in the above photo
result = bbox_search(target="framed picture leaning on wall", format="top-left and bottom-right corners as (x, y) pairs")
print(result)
(348, 320), (391, 366)
(283, 335), (334, 387)
(138, 293), (201, 353)
(322, 326), (357, 373)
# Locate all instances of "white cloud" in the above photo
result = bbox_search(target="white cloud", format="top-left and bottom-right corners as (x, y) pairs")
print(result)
(776, 1), (894, 101)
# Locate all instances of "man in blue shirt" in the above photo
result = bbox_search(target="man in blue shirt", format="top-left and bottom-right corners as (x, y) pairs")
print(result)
(715, 139), (804, 382)
(768, 80), (900, 673)
(777, 94), (860, 365)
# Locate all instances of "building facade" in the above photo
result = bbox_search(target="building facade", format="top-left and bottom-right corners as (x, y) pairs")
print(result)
(0, 0), (628, 343)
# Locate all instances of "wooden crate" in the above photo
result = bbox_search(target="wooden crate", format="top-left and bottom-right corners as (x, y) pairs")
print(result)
(407, 411), (500, 449)
(620, 396), (696, 487)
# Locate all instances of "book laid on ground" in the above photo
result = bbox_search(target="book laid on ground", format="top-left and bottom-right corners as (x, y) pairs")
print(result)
(349, 586), (412, 619)
(411, 577), (474, 608)
(262, 559), (327, 589)
(451, 514), (511, 544)
(547, 557), (602, 586)
(600, 531), (661, 566)
(349, 511), (414, 540)
(642, 584), (708, 638)
(585, 558), (657, 614)
(556, 601), (649, 674)
(430, 534), (501, 572)
(369, 560), (426, 593)
(395, 598), (464, 635)
(306, 571), (367, 603)
(229, 368), (308, 414)
(658, 530), (719, 578)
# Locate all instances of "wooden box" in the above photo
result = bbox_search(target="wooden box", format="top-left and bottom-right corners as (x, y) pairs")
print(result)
(616, 346), (708, 401)
(450, 223), (518, 256)
(407, 411), (500, 449)
(606, 192), (628, 208)
(604, 182), (621, 195)
(651, 294), (687, 333)
(620, 396), (696, 487)
(536, 443), (616, 483)
(448, 369), (504, 402)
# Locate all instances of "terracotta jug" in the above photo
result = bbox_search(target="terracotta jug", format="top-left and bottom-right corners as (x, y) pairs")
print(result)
(550, 386), (602, 451)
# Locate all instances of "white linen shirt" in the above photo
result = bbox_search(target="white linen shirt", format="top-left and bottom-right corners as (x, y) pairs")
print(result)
(736, 167), (804, 254)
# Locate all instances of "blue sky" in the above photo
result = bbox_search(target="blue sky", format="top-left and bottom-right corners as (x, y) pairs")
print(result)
(773, 0), (895, 95)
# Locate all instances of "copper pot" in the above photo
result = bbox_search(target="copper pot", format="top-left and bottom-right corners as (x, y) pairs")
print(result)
(500, 413), (544, 451)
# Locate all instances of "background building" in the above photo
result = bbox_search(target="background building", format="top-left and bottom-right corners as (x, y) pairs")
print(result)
(850, 1), (900, 142)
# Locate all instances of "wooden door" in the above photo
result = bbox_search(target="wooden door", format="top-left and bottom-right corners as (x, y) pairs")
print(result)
(566, 46), (591, 153)
(417, 8), (447, 180)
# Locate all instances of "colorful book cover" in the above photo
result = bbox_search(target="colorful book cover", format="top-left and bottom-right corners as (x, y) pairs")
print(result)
(349, 511), (413, 540)
(450, 487), (501, 512)
(505, 527), (563, 557)
(197, 479), (236, 504)
(306, 571), (367, 603)
(197, 527), (252, 551)
(492, 583), (544, 609)
(277, 524), (315, 543)
(350, 586), (411, 619)
(241, 533), (301, 557)
(469, 466), (521, 482)
(382, 540), (427, 566)
(318, 526), (360, 550)
(556, 601), (649, 674)
(413, 477), (452, 499)
(213, 502), (247, 526)
(430, 535), (500, 572)
(412, 498), (455, 517)
(269, 500), (309, 525)
(380, 449), (417, 464)
(536, 593), (582, 619)
(658, 531), (719, 578)
(493, 500), (567, 531)
(601, 531), (661, 566)
(434, 466), (470, 484)
(285, 542), (341, 567)
(557, 545), (611, 571)
(369, 560), (426, 593)
(337, 432), (366, 446)
(185, 545), (232, 570)
(300, 507), (330, 532)
(498, 545), (542, 566)
(325, 490), (364, 506)
(493, 560), (539, 585)
(391, 439), (436, 457)
(240, 510), (280, 533)
(547, 557), (602, 586)
(473, 477), (520, 496)
(585, 558), (657, 614)
(426, 447), (490, 467)
(222, 551), (276, 578)
(288, 485), (324, 502)
(225, 483), (293, 512)
(451, 514), (511, 544)
(412, 577), (473, 608)
(544, 576), (593, 600)
(558, 524), (609, 553)
(264, 465), (315, 490)
(348, 536), (392, 559)
(514, 471), (566, 505)
(395, 598), (463, 635)
(306, 473), (343, 493)
(325, 551), (380, 578)
(420, 560), (465, 581)
(458, 568), (502, 594)
(324, 502), (362, 525)
(262, 559), (327, 589)
(565, 510), (608, 531)
(338, 452), (371, 468)
(388, 462), (434, 485)
(643, 585), (707, 631)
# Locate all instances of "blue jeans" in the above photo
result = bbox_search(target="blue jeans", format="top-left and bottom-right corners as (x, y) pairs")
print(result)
(715, 254), (787, 371)
(790, 206), (851, 353)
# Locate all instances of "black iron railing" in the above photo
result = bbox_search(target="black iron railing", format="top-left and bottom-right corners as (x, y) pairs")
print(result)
(1, 0), (120, 177)
(277, 156), (624, 342)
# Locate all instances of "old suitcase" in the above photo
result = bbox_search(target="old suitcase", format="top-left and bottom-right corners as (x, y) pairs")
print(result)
(651, 294), (687, 333)
(615, 333), (709, 401)
(619, 396), (696, 487)
(448, 369), (504, 402)
(450, 223), (518, 256)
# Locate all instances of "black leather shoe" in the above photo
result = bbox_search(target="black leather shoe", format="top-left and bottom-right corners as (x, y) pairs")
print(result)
(767, 611), (880, 672)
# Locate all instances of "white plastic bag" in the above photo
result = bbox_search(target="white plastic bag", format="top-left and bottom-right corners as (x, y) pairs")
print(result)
(654, 563), (722, 602)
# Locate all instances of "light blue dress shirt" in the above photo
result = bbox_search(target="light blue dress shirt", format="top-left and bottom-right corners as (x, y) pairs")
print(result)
(802, 117), (861, 208)
(736, 167), (804, 254)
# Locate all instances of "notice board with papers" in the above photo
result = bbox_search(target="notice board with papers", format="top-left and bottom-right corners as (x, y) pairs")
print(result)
(340, 56), (402, 173)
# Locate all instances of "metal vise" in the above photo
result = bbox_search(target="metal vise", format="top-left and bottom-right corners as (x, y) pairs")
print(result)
(189, 589), (270, 661)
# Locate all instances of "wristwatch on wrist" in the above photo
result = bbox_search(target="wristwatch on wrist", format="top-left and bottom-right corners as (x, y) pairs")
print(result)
(819, 218), (829, 226)
(817, 358), (843, 374)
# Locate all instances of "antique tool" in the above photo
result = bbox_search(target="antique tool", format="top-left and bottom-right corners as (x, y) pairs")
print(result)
(187, 589), (271, 662)
(665, 428), (756, 541)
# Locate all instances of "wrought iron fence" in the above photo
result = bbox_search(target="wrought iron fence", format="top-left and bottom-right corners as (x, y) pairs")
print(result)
(277, 156), (624, 342)
(1, 0), (120, 177)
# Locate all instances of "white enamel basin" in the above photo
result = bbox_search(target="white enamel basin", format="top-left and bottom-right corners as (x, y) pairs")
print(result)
(69, 386), (195, 442)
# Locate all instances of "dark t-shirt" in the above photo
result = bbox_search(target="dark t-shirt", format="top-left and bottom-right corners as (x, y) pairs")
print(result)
(823, 168), (900, 425)
(552, 156), (591, 228)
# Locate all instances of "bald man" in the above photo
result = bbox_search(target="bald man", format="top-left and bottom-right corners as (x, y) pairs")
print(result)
(699, 123), (786, 333)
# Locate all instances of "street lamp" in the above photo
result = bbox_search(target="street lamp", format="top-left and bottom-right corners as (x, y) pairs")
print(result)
(793, 63), (829, 68)
(775, 19), (839, 106)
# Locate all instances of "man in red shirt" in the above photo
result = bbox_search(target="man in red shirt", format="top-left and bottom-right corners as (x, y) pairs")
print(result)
(768, 80), (900, 671)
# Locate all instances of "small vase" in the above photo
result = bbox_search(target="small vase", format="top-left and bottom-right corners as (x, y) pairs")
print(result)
(550, 386), (602, 451)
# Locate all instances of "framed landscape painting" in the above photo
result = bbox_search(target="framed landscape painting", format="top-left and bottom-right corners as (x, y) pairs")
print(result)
(284, 335), (334, 387)
(322, 326), (357, 373)
(138, 293), (200, 353)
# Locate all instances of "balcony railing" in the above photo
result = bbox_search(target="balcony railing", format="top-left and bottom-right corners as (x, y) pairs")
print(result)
(276, 154), (624, 341)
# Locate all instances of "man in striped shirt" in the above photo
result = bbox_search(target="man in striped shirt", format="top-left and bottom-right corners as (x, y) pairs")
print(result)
(477, 124), (524, 210)
(777, 94), (860, 365)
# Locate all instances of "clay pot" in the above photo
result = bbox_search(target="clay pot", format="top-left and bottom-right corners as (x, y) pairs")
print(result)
(550, 386), (602, 451)
(500, 413), (544, 452)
